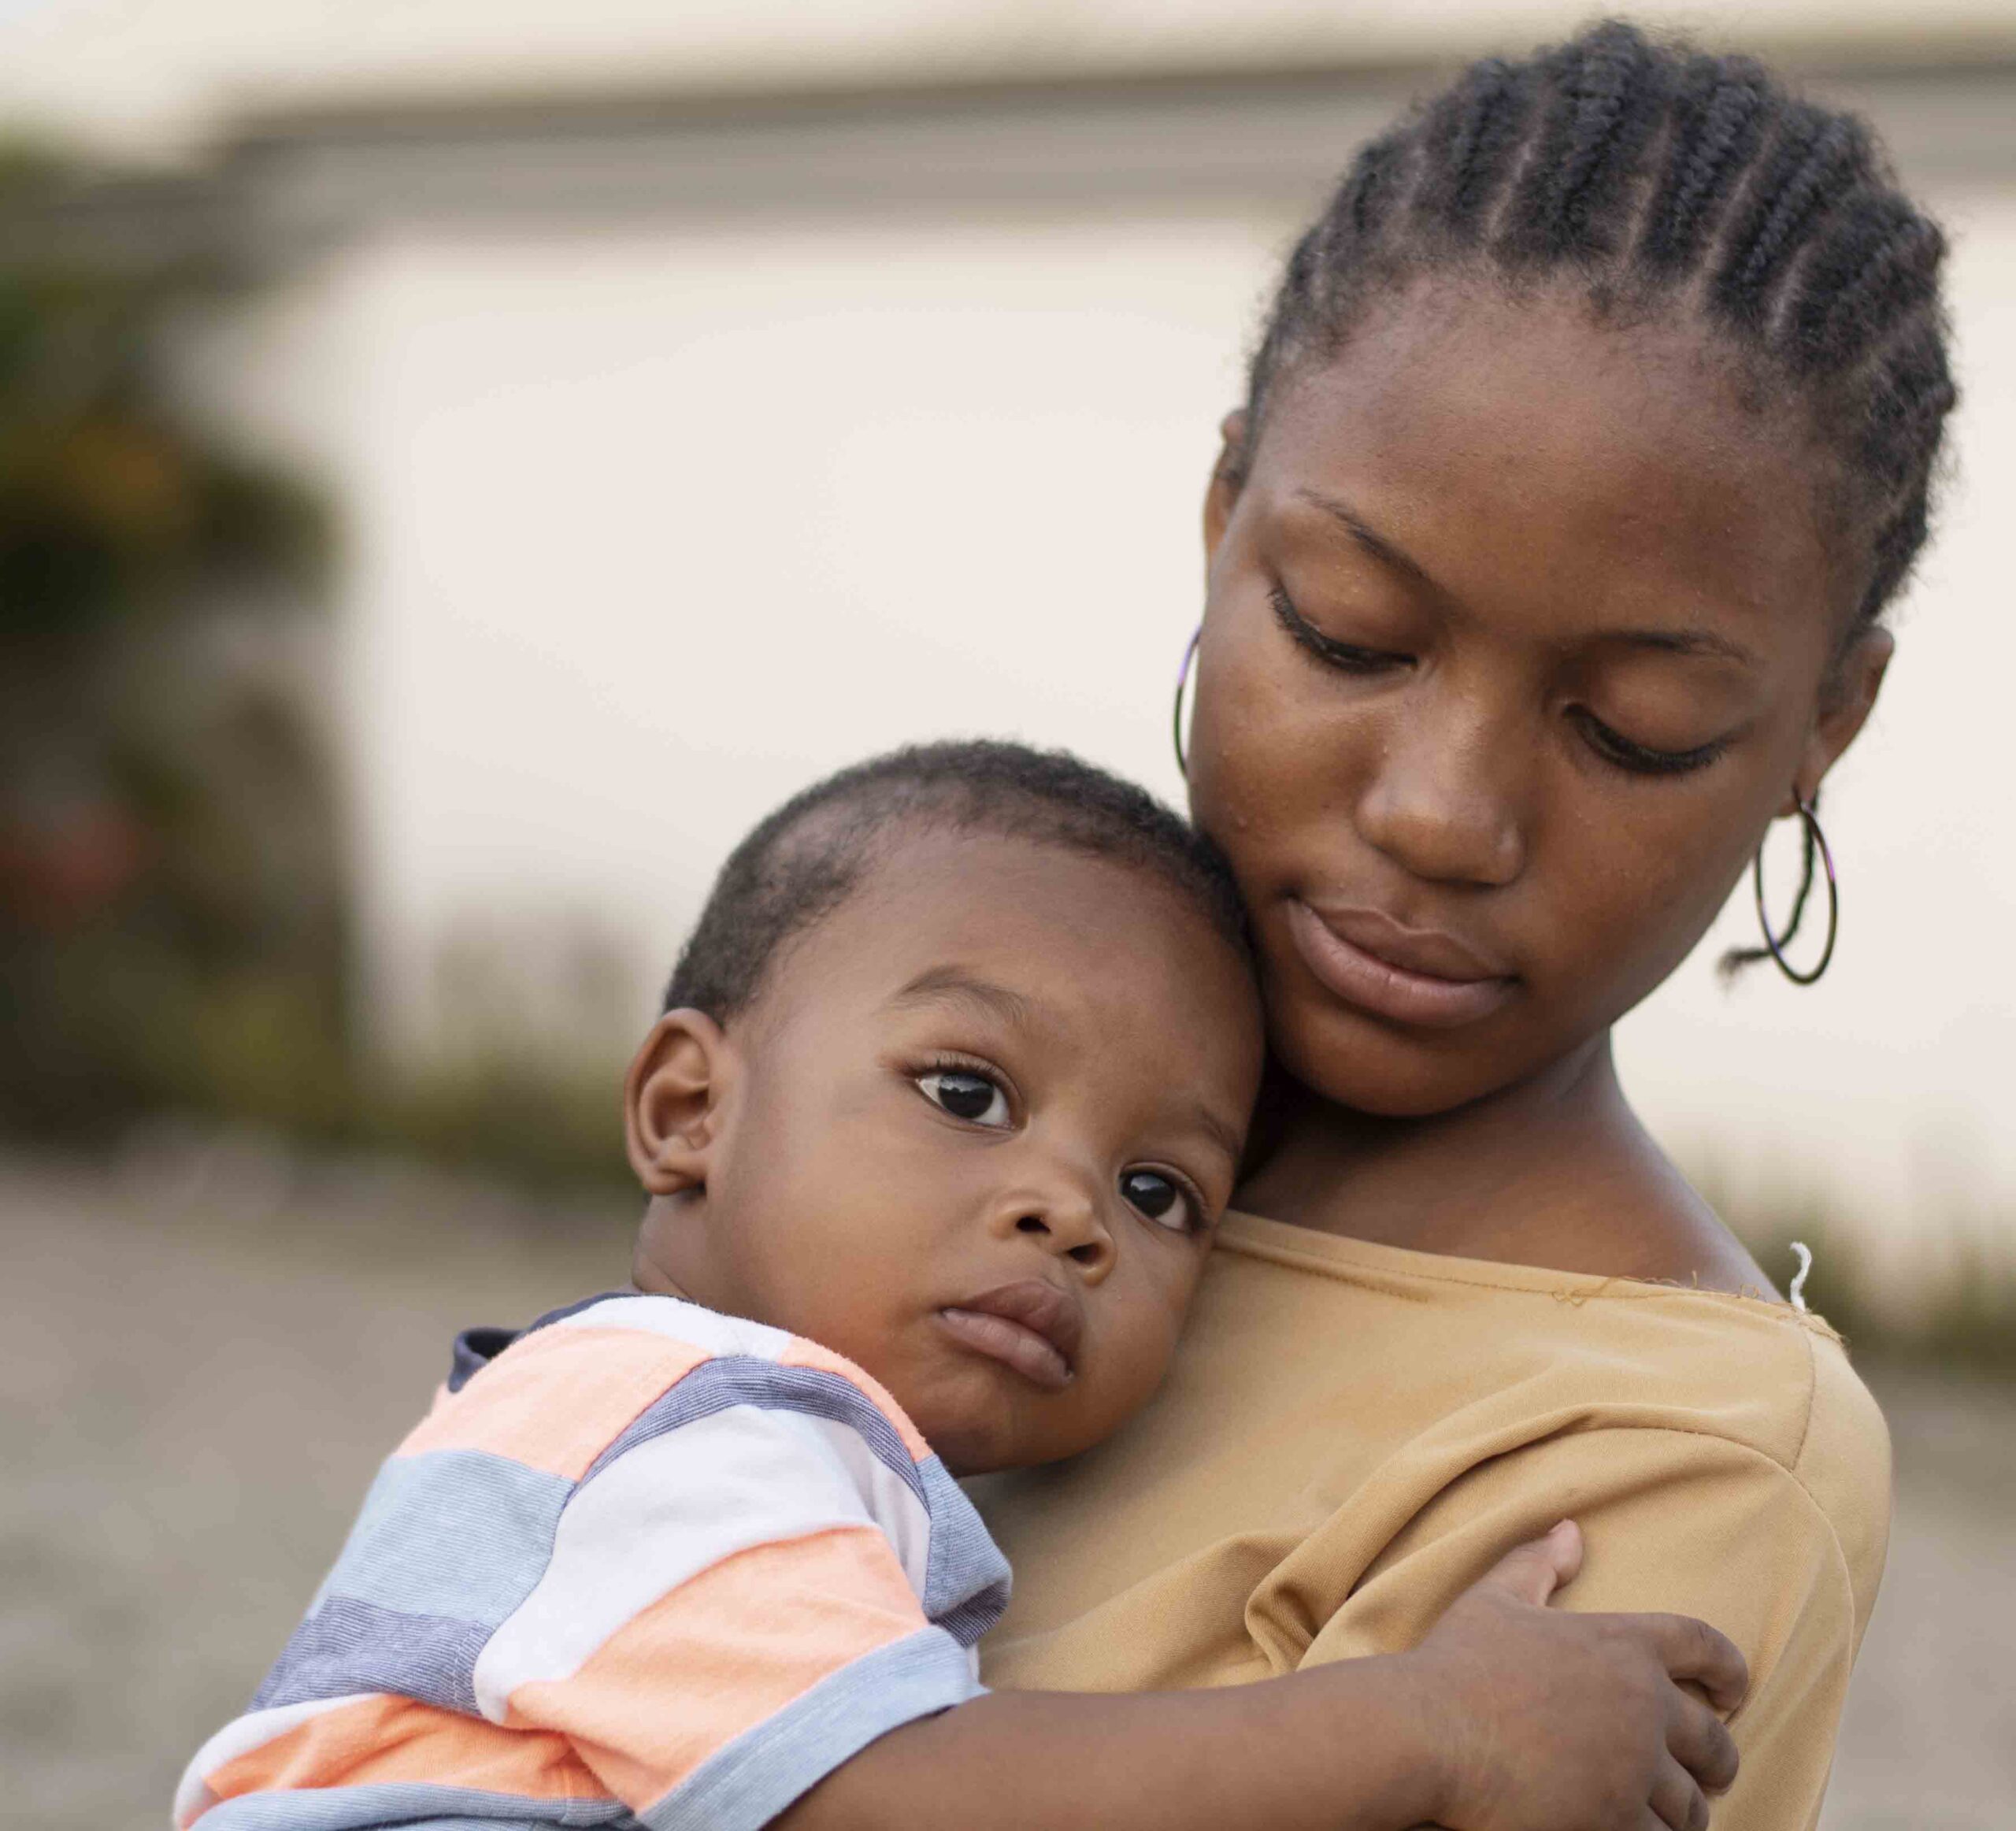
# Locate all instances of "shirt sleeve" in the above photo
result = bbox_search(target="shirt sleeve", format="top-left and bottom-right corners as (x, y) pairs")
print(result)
(1273, 1425), (1869, 1831)
(479, 1391), (985, 1831)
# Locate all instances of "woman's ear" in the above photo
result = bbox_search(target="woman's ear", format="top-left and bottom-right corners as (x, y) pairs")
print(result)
(1203, 408), (1250, 565)
(624, 1009), (734, 1196)
(1794, 626), (1894, 809)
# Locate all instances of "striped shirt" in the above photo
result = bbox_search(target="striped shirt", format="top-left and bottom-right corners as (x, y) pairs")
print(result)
(175, 1292), (1010, 1831)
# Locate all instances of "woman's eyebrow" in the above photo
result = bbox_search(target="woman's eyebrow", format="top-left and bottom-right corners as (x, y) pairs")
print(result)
(1602, 625), (1758, 665)
(1295, 487), (1439, 592)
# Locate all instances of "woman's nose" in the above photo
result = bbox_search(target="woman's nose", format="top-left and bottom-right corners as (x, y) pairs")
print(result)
(1355, 703), (1529, 888)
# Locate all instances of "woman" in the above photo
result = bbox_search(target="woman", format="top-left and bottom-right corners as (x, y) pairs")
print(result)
(976, 23), (1954, 1830)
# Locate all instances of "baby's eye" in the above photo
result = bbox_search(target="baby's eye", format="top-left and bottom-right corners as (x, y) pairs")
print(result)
(1120, 1169), (1198, 1233)
(916, 1069), (1012, 1129)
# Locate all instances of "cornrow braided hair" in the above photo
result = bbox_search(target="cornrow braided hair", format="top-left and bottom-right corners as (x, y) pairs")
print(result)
(1243, 18), (1957, 639)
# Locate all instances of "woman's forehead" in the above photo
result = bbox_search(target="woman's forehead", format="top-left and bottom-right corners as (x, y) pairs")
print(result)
(1248, 287), (1849, 644)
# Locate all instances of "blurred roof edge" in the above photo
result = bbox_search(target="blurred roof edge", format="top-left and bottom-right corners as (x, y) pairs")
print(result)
(214, 29), (2016, 160)
(9, 29), (2008, 269)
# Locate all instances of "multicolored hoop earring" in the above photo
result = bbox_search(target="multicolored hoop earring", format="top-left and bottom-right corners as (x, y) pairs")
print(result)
(1753, 793), (1838, 985)
(1173, 625), (1202, 779)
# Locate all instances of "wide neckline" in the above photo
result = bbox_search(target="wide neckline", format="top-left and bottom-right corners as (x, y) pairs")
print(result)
(1216, 1206), (1832, 1330)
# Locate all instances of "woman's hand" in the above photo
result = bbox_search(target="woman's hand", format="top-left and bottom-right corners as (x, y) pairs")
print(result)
(1391, 1521), (1746, 1830)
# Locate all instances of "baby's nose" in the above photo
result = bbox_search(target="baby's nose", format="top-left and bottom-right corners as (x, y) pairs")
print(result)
(1015, 1203), (1112, 1272)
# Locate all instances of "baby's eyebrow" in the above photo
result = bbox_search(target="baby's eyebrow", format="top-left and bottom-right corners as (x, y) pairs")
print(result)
(888, 966), (1048, 1033)
(1184, 1101), (1248, 1171)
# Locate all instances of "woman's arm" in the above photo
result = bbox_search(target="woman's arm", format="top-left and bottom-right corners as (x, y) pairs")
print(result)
(782, 1525), (1744, 1831)
(1284, 1426), (1875, 1831)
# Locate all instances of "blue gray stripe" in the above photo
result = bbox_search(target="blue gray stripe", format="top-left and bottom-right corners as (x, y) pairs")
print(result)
(639, 1626), (983, 1831)
(936, 1580), (1012, 1649)
(916, 1456), (1012, 1638)
(313, 1449), (573, 1626)
(195, 1781), (628, 1830)
(253, 1594), (492, 1714)
(582, 1358), (925, 1503)
(446, 1291), (631, 1392)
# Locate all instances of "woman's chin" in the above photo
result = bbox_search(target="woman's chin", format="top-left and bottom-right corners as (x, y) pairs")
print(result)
(1266, 994), (1539, 1120)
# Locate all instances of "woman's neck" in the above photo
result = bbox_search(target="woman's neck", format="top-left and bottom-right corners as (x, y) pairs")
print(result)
(1236, 1032), (1772, 1292)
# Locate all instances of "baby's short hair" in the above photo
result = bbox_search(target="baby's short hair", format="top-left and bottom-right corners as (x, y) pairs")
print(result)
(663, 739), (1250, 1022)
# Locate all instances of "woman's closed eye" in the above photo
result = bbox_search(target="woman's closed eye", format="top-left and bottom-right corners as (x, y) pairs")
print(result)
(914, 1066), (1014, 1129)
(1120, 1168), (1206, 1235)
(1271, 585), (1411, 675)
(1572, 708), (1734, 778)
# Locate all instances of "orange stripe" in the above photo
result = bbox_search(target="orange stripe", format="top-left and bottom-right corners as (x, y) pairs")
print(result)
(777, 1337), (931, 1461)
(201, 1693), (599, 1808)
(505, 1525), (927, 1809)
(396, 1325), (710, 1481)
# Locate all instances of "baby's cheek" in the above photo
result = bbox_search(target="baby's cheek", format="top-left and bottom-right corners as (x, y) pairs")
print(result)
(1099, 1298), (1191, 1421)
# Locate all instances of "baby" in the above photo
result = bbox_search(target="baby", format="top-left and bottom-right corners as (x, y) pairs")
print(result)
(177, 741), (1744, 1831)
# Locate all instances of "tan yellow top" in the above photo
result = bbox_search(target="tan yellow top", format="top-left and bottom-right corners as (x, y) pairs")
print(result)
(975, 1210), (1890, 1831)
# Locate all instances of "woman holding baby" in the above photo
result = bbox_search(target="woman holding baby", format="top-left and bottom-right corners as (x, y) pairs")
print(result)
(976, 22), (1946, 1829)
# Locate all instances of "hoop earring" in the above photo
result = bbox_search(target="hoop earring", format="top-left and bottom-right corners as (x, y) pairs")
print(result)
(1173, 625), (1201, 779)
(1752, 793), (1838, 985)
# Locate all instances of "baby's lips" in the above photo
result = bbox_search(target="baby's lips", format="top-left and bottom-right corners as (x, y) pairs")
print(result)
(939, 1278), (1084, 1390)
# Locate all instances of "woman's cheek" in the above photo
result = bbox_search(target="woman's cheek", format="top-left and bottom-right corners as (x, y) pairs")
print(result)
(1193, 659), (1361, 873)
(1551, 792), (1755, 1017)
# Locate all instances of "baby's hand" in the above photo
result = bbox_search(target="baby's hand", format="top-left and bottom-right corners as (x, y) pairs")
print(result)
(1393, 1522), (1746, 1831)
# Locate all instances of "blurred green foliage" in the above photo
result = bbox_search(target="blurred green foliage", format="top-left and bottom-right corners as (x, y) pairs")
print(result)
(0, 143), (349, 1134)
(0, 145), (643, 1190)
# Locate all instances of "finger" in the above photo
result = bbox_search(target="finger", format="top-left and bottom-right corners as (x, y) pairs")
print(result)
(1648, 1755), (1710, 1831)
(1667, 1692), (1741, 1795)
(1635, 1613), (1750, 1714)
(1469, 1520), (1584, 1607)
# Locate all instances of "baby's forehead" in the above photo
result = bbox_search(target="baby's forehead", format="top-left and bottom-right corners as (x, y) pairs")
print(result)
(854, 823), (1228, 950)
(767, 825), (1247, 1018)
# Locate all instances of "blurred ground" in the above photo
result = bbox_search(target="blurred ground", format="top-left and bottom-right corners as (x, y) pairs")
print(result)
(3, 1140), (2010, 1829)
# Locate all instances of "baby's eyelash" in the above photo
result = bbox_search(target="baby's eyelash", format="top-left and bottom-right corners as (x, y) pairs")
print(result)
(908, 1053), (1020, 1127)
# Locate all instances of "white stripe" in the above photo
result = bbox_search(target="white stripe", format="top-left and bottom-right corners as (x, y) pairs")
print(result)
(472, 1404), (929, 1718)
(798, 1411), (932, 1593)
(549, 1294), (791, 1361)
(173, 1692), (373, 1824)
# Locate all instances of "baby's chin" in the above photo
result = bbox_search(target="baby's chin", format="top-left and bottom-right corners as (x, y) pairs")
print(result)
(896, 1366), (1097, 1478)
(919, 1413), (1073, 1479)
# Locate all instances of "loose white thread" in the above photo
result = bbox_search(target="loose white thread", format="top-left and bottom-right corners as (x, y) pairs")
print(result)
(1788, 1241), (1814, 1312)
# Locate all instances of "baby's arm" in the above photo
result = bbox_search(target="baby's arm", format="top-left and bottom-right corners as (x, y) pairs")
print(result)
(782, 1522), (1745, 1831)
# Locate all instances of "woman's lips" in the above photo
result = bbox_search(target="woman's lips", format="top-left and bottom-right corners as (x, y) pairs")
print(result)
(1285, 899), (1516, 1029)
(938, 1280), (1081, 1392)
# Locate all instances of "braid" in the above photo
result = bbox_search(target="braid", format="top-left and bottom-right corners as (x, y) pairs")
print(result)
(1242, 17), (1955, 635)
(1504, 23), (1668, 265)
(1640, 55), (1769, 274)
(1712, 106), (1872, 331)
(1417, 57), (1536, 243)
(1787, 196), (1945, 376)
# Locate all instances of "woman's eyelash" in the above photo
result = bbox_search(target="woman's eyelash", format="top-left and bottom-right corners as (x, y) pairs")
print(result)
(1574, 711), (1732, 777)
(1269, 587), (1405, 674)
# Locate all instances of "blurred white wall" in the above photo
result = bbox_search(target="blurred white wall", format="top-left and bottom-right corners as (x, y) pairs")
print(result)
(9, 0), (2015, 1242)
(2, 0), (2011, 155)
(193, 176), (2016, 1247)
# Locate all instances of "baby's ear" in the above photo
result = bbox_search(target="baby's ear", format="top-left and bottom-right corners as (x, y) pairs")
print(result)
(624, 1009), (733, 1195)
